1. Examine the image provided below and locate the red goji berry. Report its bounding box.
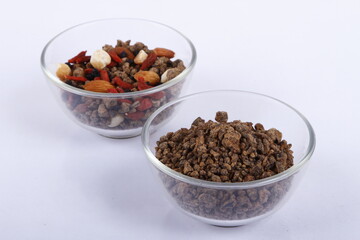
[107,88,118,93]
[137,81,153,91]
[118,98,132,104]
[149,91,165,100]
[125,111,145,120]
[64,75,88,82]
[68,51,86,63]
[140,52,157,70]
[84,68,94,74]
[137,98,153,111]
[75,56,91,63]
[107,61,117,67]
[94,77,101,80]
[113,77,133,89]
[134,97,143,102]
[116,87,125,93]
[100,70,110,82]
[108,50,122,63]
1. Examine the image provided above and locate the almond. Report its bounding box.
[134,71,160,86]
[154,48,175,58]
[84,80,115,93]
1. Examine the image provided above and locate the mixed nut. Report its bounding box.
[57,40,186,130]
[57,40,185,93]
[155,111,294,220]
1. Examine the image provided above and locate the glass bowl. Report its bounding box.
[41,18,196,138]
[142,90,315,226]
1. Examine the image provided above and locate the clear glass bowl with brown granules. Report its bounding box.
[142,90,315,226]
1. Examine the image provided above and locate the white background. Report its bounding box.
[1,0,359,239]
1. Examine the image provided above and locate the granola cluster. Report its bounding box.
[155,111,294,220]
[156,111,294,183]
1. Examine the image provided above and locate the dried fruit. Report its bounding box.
[134,71,160,85]
[58,40,185,95]
[74,56,91,63]
[56,63,71,81]
[108,49,122,63]
[107,88,118,93]
[99,70,110,82]
[57,40,188,132]
[90,49,111,70]
[137,98,153,111]
[84,68,99,80]
[125,111,145,120]
[116,87,125,93]
[113,77,133,89]
[149,91,165,100]
[118,98,132,104]
[134,50,148,64]
[154,48,175,58]
[64,76,88,82]
[114,47,135,60]
[137,81,153,91]
[140,52,157,70]
[83,80,115,93]
[68,51,87,63]
[107,61,117,67]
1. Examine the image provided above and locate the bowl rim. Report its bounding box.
[142,90,316,189]
[40,18,197,98]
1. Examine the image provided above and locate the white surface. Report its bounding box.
[1,0,359,239]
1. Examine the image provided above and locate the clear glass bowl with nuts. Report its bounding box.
[142,90,316,226]
[41,18,196,138]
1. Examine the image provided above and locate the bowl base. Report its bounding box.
[181,208,276,227]
[77,121,142,138]
[98,132,141,139]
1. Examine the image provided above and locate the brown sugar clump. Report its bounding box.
[156,111,294,183]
